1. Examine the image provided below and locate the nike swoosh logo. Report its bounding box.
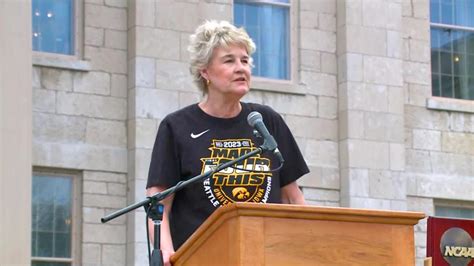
[190,129,210,139]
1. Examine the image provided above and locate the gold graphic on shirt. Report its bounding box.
[232,187,250,200]
[201,139,273,207]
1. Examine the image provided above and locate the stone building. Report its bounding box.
[1,0,473,265]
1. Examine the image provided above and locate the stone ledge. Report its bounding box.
[426,97,474,114]
[251,78,306,95]
[33,141,128,173]
[405,173,474,201]
[33,52,91,72]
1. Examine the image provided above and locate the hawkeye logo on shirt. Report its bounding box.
[201,139,273,207]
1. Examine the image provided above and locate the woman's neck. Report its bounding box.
[198,96,242,118]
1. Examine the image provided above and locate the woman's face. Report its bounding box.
[201,44,251,100]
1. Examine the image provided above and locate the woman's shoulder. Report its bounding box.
[163,103,199,120]
[243,102,280,118]
[244,102,274,113]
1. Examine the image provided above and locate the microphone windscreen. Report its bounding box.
[247,111,262,127]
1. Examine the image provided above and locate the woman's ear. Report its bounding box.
[200,69,209,81]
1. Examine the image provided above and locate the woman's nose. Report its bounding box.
[235,61,245,72]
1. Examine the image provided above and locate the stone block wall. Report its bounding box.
[28,1,474,266]
[402,1,474,264]
[337,0,408,211]
[290,0,340,206]
[33,0,128,265]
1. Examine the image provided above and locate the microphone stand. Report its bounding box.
[146,201,164,266]
[101,145,269,266]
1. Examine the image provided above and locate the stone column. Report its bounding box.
[0,0,32,264]
[336,0,407,210]
[127,2,162,264]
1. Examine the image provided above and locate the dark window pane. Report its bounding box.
[431,50,440,73]
[452,31,466,53]
[430,0,440,23]
[432,74,441,96]
[439,29,453,51]
[441,0,453,24]
[258,4,290,79]
[234,1,290,80]
[32,203,39,230]
[453,53,467,75]
[431,27,474,100]
[234,4,244,25]
[454,76,472,100]
[453,0,474,27]
[469,78,474,100]
[433,0,474,27]
[37,232,53,257]
[467,32,474,54]
[431,28,440,49]
[468,55,474,76]
[245,3,259,26]
[435,206,451,217]
[436,206,474,219]
[34,177,55,203]
[453,0,465,25]
[54,205,71,232]
[461,76,471,100]
[440,51,453,74]
[32,0,74,55]
[453,76,462,98]
[459,208,474,218]
[467,1,474,27]
[37,203,54,231]
[32,262,71,266]
[54,232,71,258]
[31,231,38,257]
[441,75,454,97]
[32,175,73,261]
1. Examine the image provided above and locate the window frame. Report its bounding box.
[233,0,304,95]
[32,0,90,71]
[31,169,82,266]
[434,199,474,219]
[429,1,474,102]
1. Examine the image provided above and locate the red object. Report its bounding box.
[427,216,474,266]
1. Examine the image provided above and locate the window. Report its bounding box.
[234,0,291,80]
[32,0,74,55]
[435,205,474,219]
[31,171,80,266]
[430,0,474,100]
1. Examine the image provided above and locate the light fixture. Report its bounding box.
[454,56,460,62]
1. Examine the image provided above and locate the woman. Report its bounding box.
[146,20,309,265]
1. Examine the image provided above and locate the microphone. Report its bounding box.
[247,111,284,164]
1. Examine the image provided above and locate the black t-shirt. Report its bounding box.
[146,102,309,250]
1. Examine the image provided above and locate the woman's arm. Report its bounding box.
[280,181,306,205]
[146,186,175,266]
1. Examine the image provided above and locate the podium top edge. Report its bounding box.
[224,202,426,222]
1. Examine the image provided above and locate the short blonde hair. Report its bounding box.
[188,20,256,94]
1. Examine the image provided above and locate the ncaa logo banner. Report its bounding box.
[427,216,474,266]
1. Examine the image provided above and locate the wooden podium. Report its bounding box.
[171,203,424,265]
